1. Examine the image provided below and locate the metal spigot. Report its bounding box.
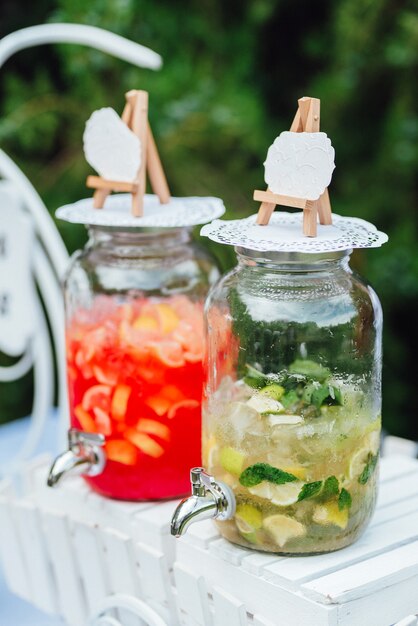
[171,467,236,537]
[47,429,106,487]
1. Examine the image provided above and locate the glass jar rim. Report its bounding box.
[235,246,352,267]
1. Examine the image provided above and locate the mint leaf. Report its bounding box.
[239,463,298,487]
[289,359,330,383]
[322,475,339,498]
[338,488,352,510]
[243,365,268,389]
[298,481,323,501]
[281,389,299,408]
[358,453,379,485]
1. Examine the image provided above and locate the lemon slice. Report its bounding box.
[249,480,303,506]
[282,466,308,481]
[235,503,263,533]
[268,414,303,426]
[263,514,306,547]
[313,502,349,529]
[246,395,283,414]
[348,447,372,481]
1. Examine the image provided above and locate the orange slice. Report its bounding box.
[111,384,131,421]
[145,394,171,416]
[82,384,112,411]
[160,384,185,402]
[155,303,180,333]
[125,429,165,458]
[167,399,200,419]
[106,439,137,465]
[149,341,185,368]
[133,315,159,331]
[137,418,170,441]
[74,405,97,433]
[93,365,118,386]
[93,407,112,435]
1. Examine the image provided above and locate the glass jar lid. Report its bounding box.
[56,193,225,228]
[201,211,388,253]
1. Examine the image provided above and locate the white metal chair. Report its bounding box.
[0,24,161,473]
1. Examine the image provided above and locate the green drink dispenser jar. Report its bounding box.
[171,97,388,554]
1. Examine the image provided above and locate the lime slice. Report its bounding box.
[239,530,258,544]
[220,447,244,476]
[348,447,371,481]
[263,514,306,547]
[259,384,285,401]
[235,503,263,533]
[249,480,303,506]
[313,502,349,529]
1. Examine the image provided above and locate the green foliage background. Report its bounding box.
[0,0,417,437]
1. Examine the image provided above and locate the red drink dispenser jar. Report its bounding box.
[48,194,224,500]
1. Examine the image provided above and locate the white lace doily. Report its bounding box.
[200,212,388,253]
[56,193,225,228]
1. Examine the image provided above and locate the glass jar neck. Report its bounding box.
[87,226,191,257]
[235,247,352,272]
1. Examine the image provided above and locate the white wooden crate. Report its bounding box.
[1,455,418,626]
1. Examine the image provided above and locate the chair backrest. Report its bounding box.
[0,23,162,473]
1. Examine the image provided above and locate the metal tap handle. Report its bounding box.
[68,428,105,448]
[189,466,235,520]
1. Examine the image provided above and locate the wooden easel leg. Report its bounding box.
[317,188,332,225]
[303,202,318,237]
[256,201,276,225]
[146,123,171,204]
[93,189,110,209]
[131,189,143,217]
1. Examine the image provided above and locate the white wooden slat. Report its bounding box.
[378,471,418,508]
[240,553,283,577]
[133,500,179,566]
[100,499,154,535]
[0,496,30,600]
[336,575,418,626]
[302,540,418,604]
[394,617,418,626]
[176,540,338,626]
[263,509,418,589]
[174,563,213,626]
[0,477,13,496]
[371,493,418,527]
[73,520,110,614]
[14,500,58,614]
[136,541,177,621]
[383,436,418,460]
[185,519,220,549]
[102,528,141,597]
[43,511,87,626]
[252,616,277,626]
[379,455,418,483]
[212,586,247,626]
[209,538,248,566]
[19,452,52,495]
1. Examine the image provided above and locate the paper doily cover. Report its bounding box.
[56,194,225,227]
[201,212,388,253]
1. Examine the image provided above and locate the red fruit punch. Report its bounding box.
[66,295,204,500]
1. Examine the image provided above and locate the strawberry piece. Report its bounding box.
[82,384,112,412]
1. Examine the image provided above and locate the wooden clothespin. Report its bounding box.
[86,89,171,217]
[254,97,333,237]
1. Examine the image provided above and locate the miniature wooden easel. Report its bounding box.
[86,89,171,216]
[254,97,332,237]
